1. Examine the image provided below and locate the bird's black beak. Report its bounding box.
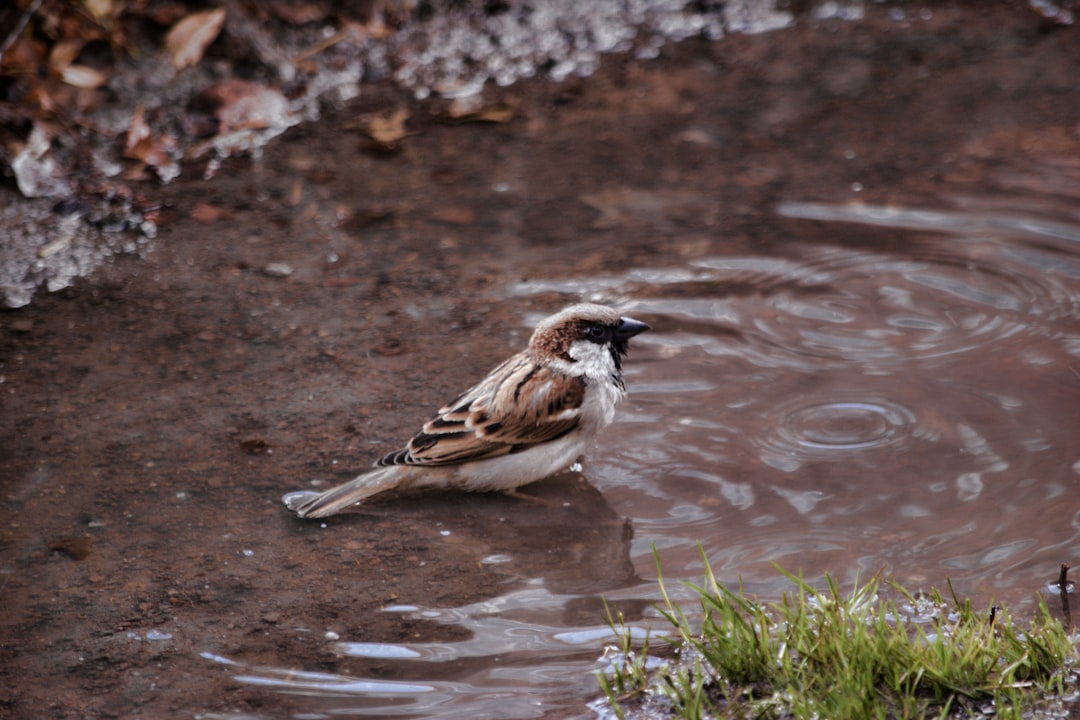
[615,316,650,340]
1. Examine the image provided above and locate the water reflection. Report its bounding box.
[204,473,656,717]
[205,589,658,717]
[587,201,1080,602]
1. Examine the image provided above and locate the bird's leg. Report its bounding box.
[501,488,562,508]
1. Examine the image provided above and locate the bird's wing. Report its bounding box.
[377,353,586,467]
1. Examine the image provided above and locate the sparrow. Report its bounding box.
[282,303,650,518]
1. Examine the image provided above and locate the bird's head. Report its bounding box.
[529,303,650,381]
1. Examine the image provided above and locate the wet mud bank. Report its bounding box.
[2,4,1079,718]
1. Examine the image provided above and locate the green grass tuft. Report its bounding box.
[596,548,1078,720]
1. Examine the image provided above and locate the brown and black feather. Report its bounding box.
[377,353,587,468]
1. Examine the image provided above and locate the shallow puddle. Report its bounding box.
[231,201,1079,717]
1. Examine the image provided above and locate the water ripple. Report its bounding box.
[777,201,1080,245]
[753,397,916,471]
[512,203,1080,372]
[726,252,1068,367]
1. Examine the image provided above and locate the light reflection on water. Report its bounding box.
[596,203,1079,602]
[214,202,1080,717]
[209,589,658,717]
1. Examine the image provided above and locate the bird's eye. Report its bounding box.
[585,325,608,341]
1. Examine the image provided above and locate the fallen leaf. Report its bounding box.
[0,35,44,75]
[470,105,516,123]
[83,0,115,21]
[48,39,84,71]
[166,8,227,70]
[366,108,410,145]
[124,106,152,154]
[124,106,179,180]
[60,64,108,89]
[446,96,516,123]
[190,201,233,224]
[266,1,327,24]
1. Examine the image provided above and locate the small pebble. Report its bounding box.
[263,262,294,278]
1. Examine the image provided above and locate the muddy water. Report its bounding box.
[217,199,1080,718]
[3,5,1080,720]
[583,201,1080,600]
[327,211,1080,718]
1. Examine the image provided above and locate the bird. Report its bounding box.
[282,303,650,518]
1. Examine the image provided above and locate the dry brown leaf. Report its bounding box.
[0,35,44,75]
[124,106,178,177]
[60,65,108,89]
[191,202,233,224]
[48,39,84,70]
[83,0,115,21]
[124,106,152,155]
[266,1,327,25]
[475,106,515,123]
[166,8,227,70]
[367,108,409,144]
[445,94,516,123]
[458,104,516,123]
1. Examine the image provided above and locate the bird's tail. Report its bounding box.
[282,466,404,519]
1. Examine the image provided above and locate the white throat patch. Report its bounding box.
[567,339,618,381]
